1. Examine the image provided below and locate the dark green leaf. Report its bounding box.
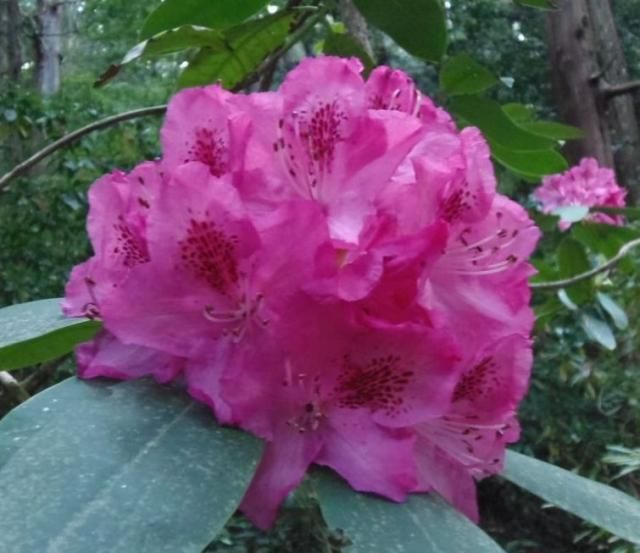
[314,469,506,552]
[450,96,556,151]
[440,53,498,96]
[518,120,583,140]
[597,292,629,330]
[556,238,592,303]
[591,206,640,220]
[0,378,262,553]
[353,0,447,62]
[96,26,226,87]
[323,32,375,75]
[490,142,568,179]
[178,12,294,89]
[572,222,640,258]
[502,450,640,545]
[0,299,100,371]
[141,0,269,39]
[581,314,617,350]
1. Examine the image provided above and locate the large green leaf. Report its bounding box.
[178,11,294,89]
[141,0,269,39]
[440,53,498,96]
[490,141,568,179]
[96,25,227,87]
[572,222,640,258]
[0,378,262,553]
[502,103,582,140]
[314,470,506,552]
[502,450,640,545]
[514,0,555,8]
[450,95,556,151]
[353,0,447,62]
[0,299,100,371]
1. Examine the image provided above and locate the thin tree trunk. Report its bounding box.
[339,0,373,59]
[4,0,23,82]
[35,0,63,96]
[546,0,640,204]
[587,0,640,205]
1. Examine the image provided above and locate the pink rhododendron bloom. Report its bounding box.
[64,56,540,529]
[534,157,627,229]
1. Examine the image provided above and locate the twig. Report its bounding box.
[531,237,640,291]
[0,371,31,404]
[0,105,167,191]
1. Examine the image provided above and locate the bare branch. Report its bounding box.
[602,79,640,99]
[0,105,167,191]
[0,371,30,404]
[531,237,640,291]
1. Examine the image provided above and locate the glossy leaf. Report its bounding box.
[502,450,640,545]
[314,469,506,553]
[0,299,100,371]
[0,378,262,553]
[178,11,294,89]
[96,26,226,87]
[353,0,447,62]
[323,31,375,75]
[440,53,498,96]
[591,206,640,220]
[556,238,592,304]
[581,314,617,350]
[490,141,568,179]
[518,120,583,141]
[450,96,555,151]
[141,0,269,39]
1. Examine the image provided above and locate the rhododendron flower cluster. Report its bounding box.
[534,157,627,229]
[63,57,540,528]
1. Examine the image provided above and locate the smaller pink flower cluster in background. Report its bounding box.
[63,57,540,528]
[534,157,626,229]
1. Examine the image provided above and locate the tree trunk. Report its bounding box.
[1,0,23,83]
[35,0,63,96]
[546,0,640,204]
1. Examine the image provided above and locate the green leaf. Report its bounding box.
[178,11,294,89]
[0,299,100,371]
[556,238,592,304]
[323,31,375,76]
[591,206,640,220]
[141,0,269,39]
[502,450,640,544]
[353,0,447,62]
[490,141,568,179]
[517,120,583,141]
[572,222,640,258]
[502,103,582,140]
[314,469,506,552]
[0,378,262,553]
[581,313,617,350]
[440,53,498,96]
[596,292,629,330]
[450,96,556,151]
[96,26,226,87]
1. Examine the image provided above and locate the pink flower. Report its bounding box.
[64,56,540,529]
[534,157,627,229]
